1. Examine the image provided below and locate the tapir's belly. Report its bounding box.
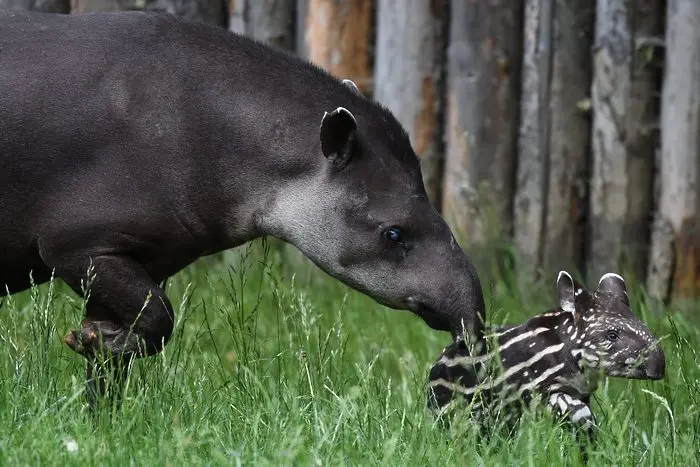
[0,254,52,295]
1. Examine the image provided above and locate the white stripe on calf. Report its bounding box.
[440,327,552,368]
[499,363,566,407]
[571,405,592,423]
[445,344,568,397]
[499,327,551,351]
[429,345,564,396]
[493,343,565,388]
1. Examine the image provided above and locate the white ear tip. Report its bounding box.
[599,272,624,285]
[557,270,572,282]
[342,79,361,93]
[332,106,356,123]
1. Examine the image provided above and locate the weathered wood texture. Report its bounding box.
[514,0,548,274]
[143,0,227,26]
[442,1,524,246]
[514,0,594,278]
[0,0,69,11]
[71,0,144,13]
[228,0,245,33]
[298,0,375,96]
[228,0,295,50]
[71,0,225,27]
[373,0,448,208]
[647,0,700,302]
[588,0,663,283]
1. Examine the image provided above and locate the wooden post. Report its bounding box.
[442,0,523,249]
[229,0,295,51]
[298,0,374,96]
[71,0,149,13]
[588,0,663,283]
[142,0,228,27]
[514,0,595,279]
[647,0,700,303]
[0,0,69,12]
[373,0,448,208]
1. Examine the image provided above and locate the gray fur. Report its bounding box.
[0,9,486,405]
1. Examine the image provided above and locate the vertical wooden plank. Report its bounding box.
[373,0,448,208]
[302,0,374,96]
[442,1,523,247]
[588,0,663,283]
[515,1,596,279]
[513,0,547,274]
[0,0,69,12]
[515,0,595,280]
[245,0,295,50]
[542,2,594,277]
[647,0,700,303]
[229,0,295,51]
[143,0,228,26]
[228,0,246,34]
[72,0,144,13]
[294,0,308,57]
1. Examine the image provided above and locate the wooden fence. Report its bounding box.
[3,0,698,305]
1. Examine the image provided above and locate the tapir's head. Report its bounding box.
[265,79,484,340]
[556,271,665,380]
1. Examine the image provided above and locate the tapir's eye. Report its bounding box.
[383,227,403,244]
[606,330,619,341]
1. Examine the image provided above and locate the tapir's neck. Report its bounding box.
[187,35,383,252]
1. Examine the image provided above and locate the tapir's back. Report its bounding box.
[0,12,276,248]
[0,11,244,280]
[0,11,209,173]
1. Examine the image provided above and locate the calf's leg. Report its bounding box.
[547,392,596,462]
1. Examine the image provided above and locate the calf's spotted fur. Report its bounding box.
[427,271,665,436]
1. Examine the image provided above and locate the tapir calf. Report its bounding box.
[0,11,485,404]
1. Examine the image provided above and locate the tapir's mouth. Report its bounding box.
[405,298,450,332]
[610,364,664,381]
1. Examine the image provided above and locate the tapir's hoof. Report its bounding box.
[64,320,100,357]
[64,330,83,354]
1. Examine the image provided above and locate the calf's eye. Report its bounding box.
[606,330,619,341]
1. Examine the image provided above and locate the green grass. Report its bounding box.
[0,239,697,466]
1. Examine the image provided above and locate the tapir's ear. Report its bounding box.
[342,79,362,95]
[598,272,629,306]
[320,107,357,170]
[556,270,576,313]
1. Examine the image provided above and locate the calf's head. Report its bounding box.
[556,271,665,380]
[265,81,484,340]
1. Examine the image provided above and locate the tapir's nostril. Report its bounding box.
[645,345,666,380]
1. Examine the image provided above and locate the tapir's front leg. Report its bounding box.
[546,392,596,432]
[546,392,596,462]
[42,251,175,410]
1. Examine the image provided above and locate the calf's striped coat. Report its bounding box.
[427,271,666,435]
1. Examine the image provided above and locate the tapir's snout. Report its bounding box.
[403,249,486,341]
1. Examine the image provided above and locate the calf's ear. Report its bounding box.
[556,270,576,313]
[320,107,357,170]
[597,272,629,306]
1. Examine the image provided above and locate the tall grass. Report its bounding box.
[0,239,697,466]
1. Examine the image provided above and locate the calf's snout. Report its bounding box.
[645,345,666,380]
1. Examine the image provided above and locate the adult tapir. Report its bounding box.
[0,10,485,405]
